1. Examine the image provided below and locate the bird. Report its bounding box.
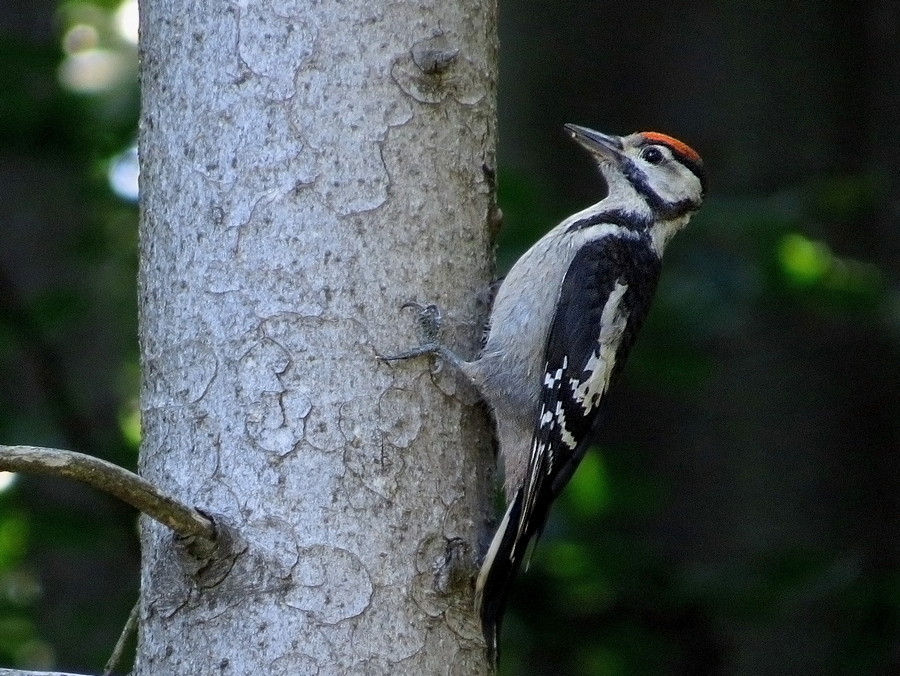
[383,124,706,663]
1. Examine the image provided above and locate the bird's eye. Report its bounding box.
[641,146,665,165]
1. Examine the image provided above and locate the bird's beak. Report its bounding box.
[564,124,623,160]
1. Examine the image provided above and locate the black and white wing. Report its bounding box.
[476,232,662,661]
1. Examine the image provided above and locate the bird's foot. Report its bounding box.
[378,302,463,370]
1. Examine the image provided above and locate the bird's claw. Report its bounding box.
[376,301,445,364]
[399,302,443,344]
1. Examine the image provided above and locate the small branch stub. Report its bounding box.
[434,536,472,595]
[174,510,248,588]
[412,34,459,75]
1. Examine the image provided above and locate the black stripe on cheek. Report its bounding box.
[620,159,698,219]
[565,209,654,234]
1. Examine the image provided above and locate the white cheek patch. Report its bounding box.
[649,165,703,210]
[570,281,629,413]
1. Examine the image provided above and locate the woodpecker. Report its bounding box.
[383,124,706,663]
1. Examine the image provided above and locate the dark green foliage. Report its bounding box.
[0,1,139,670]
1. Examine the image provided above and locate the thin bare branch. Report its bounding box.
[104,600,140,676]
[0,445,214,543]
[0,671,89,676]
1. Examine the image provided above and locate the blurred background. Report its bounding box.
[0,0,898,673]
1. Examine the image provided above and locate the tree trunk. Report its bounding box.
[136,0,497,673]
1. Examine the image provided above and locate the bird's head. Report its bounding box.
[565,124,706,219]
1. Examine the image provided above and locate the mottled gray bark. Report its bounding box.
[136,0,497,673]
